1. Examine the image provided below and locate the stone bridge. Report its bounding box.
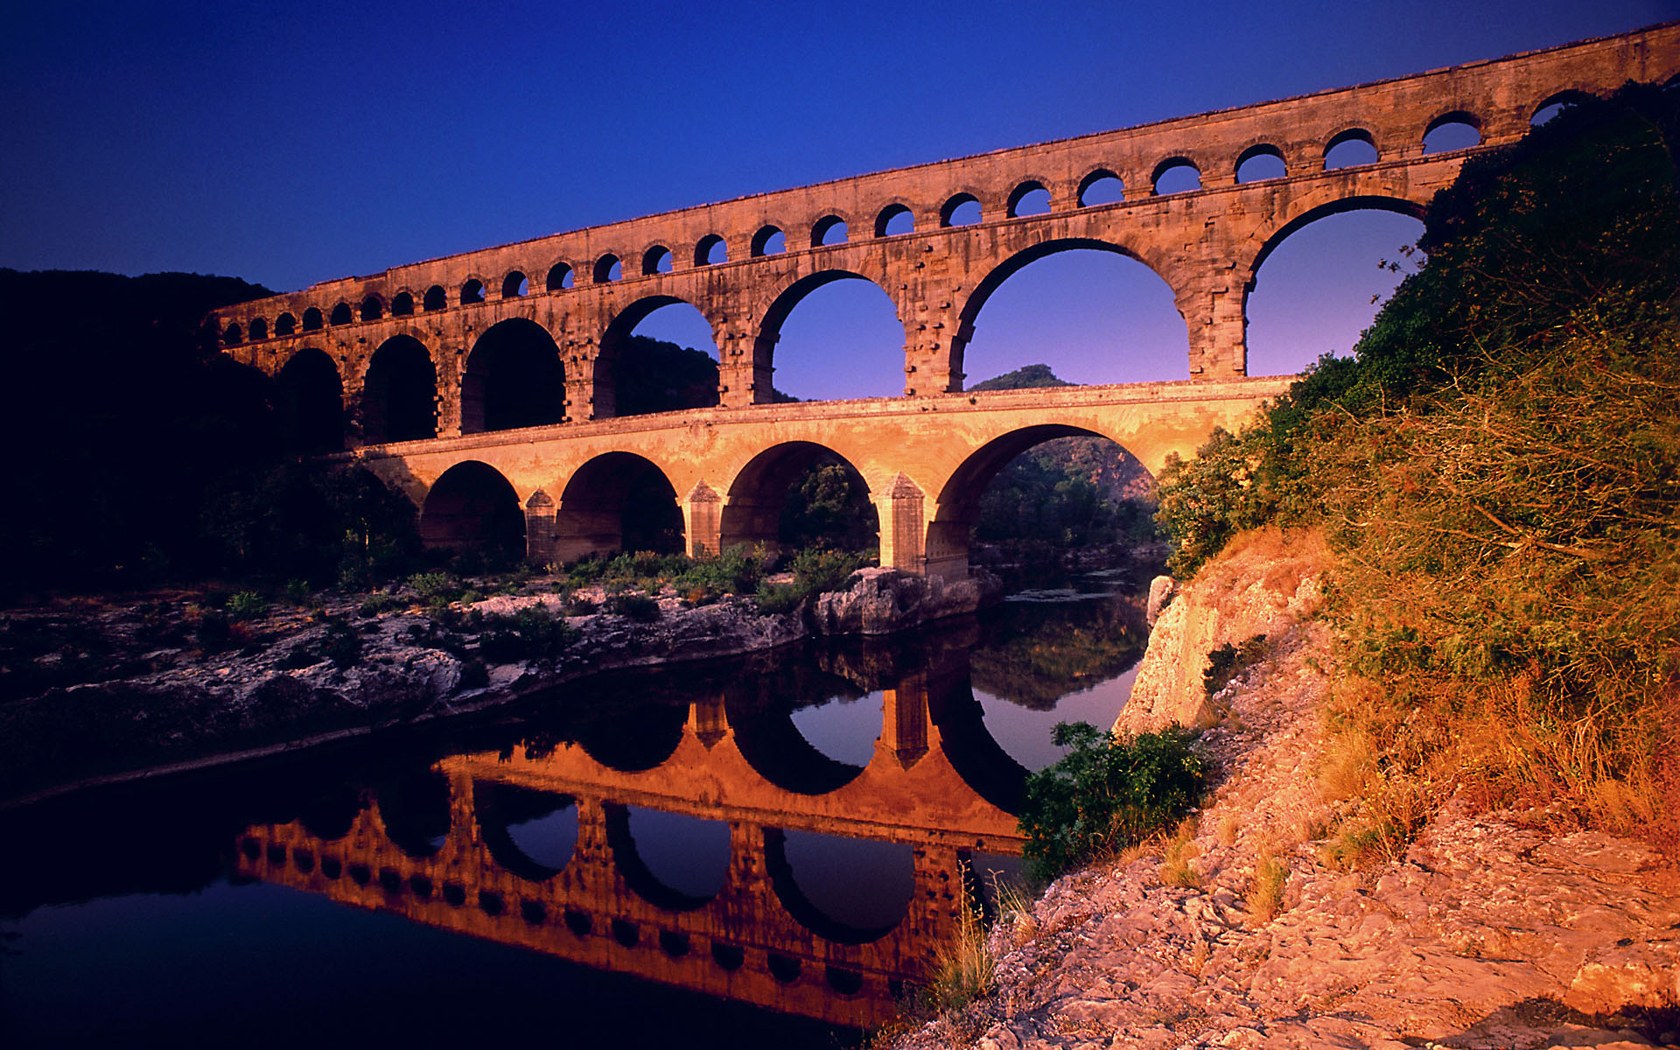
[209,24,1678,572]
[235,657,1028,1027]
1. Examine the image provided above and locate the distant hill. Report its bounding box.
[0,269,277,592]
[968,363,1072,391]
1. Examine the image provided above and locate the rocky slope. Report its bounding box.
[896,528,1680,1050]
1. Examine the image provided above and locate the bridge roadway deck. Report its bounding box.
[347,375,1294,572]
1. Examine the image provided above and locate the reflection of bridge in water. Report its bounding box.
[237,650,1033,1028]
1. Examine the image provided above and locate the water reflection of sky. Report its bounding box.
[788,691,883,767]
[976,664,1140,772]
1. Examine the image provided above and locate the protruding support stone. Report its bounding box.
[876,474,926,575]
[563,338,610,421]
[684,482,723,557]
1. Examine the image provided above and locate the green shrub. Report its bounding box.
[604,592,661,623]
[477,605,572,662]
[1019,722,1205,882]
[226,590,268,622]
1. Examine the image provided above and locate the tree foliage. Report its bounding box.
[1019,722,1205,882]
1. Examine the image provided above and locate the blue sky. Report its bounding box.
[2,0,1671,398]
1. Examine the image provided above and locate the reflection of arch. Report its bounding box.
[726,692,869,795]
[474,781,577,881]
[604,804,728,912]
[461,318,564,433]
[419,461,525,561]
[719,440,877,553]
[928,676,1030,814]
[361,335,437,443]
[952,238,1180,386]
[764,829,911,944]
[276,347,344,454]
[576,696,687,772]
[554,451,685,560]
[598,295,721,417]
[298,786,365,842]
[374,771,451,859]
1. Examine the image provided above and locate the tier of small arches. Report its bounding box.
[215,93,1582,350]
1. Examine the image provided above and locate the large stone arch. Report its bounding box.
[925,423,1146,580]
[596,294,723,417]
[951,238,1184,390]
[1244,192,1429,282]
[460,317,565,434]
[752,270,908,404]
[275,346,345,454]
[359,334,438,443]
[550,451,685,564]
[719,440,879,555]
[418,460,526,564]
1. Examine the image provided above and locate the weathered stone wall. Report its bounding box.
[210,23,1680,419]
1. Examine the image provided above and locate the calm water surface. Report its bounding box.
[0,572,1148,1048]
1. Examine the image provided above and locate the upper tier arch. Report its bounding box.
[211,24,1676,429]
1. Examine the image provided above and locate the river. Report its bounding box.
[0,569,1149,1048]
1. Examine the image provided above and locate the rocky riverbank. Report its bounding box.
[895,528,1680,1050]
[0,566,1000,807]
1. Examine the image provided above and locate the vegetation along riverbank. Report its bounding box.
[887,84,1680,1048]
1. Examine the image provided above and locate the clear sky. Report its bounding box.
[3,0,1672,398]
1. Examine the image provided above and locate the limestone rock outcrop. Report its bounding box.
[810,567,1003,636]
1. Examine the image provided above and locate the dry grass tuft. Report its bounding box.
[927,890,994,1013]
[1247,848,1289,923]
[1160,819,1203,889]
